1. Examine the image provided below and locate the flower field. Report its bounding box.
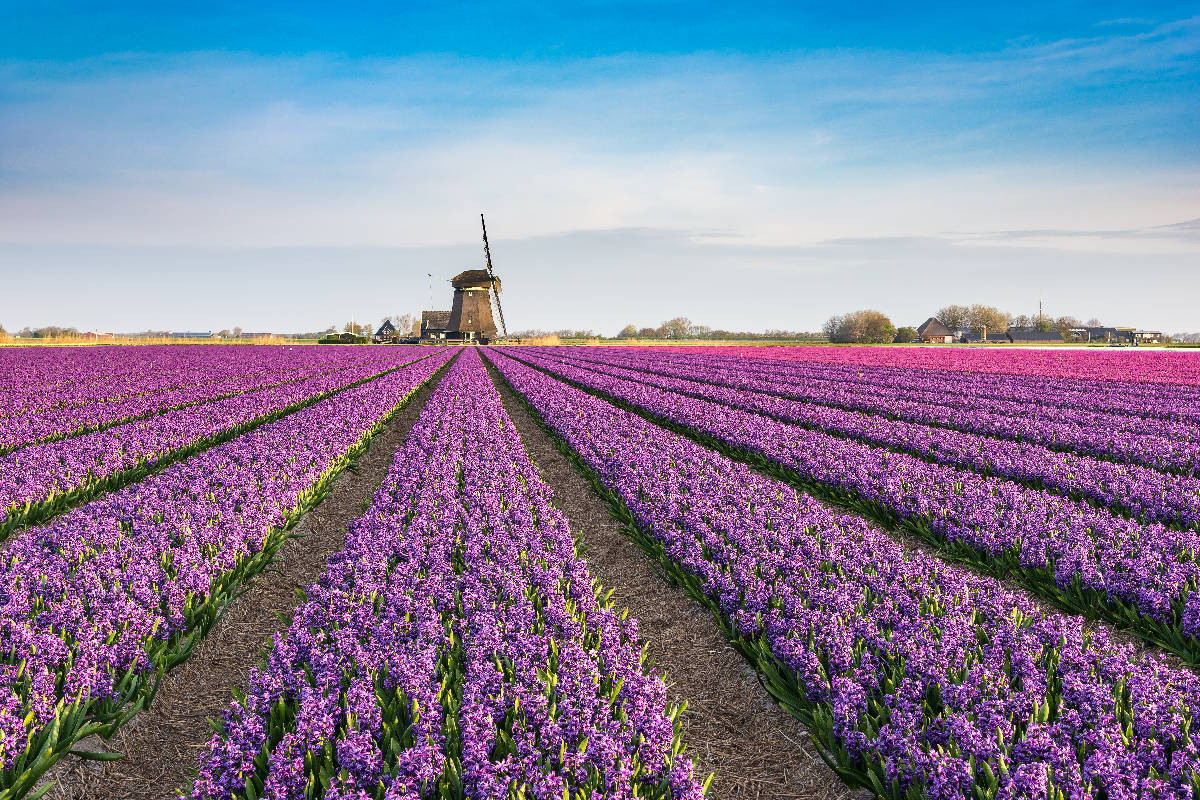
[3,342,1200,799]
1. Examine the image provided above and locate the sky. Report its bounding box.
[1,2,1198,334]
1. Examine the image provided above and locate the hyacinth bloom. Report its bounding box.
[485,347,1200,800]
[0,351,453,791]
[0,348,437,535]
[0,345,376,420]
[523,348,1200,530]
[194,348,704,800]
[568,347,1200,432]
[551,347,1200,476]
[0,347,406,453]
[505,348,1200,661]
[670,344,1200,387]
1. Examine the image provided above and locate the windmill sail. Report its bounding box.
[481,214,508,339]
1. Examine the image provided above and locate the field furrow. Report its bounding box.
[485,346,1200,800]
[524,349,1200,530]
[194,348,704,799]
[500,348,1200,666]
[0,348,438,539]
[0,350,455,799]
[0,349,402,453]
[555,348,1200,475]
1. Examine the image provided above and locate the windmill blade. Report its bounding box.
[481,214,508,338]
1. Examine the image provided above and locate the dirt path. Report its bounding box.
[42,368,448,800]
[485,360,859,800]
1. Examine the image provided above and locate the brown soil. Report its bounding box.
[485,360,861,800]
[41,370,447,800]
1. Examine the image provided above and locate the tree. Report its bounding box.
[824,310,897,344]
[966,305,1009,336]
[1053,315,1082,337]
[1009,314,1032,329]
[233,327,243,338]
[637,327,658,338]
[217,329,231,338]
[396,313,419,337]
[935,305,971,332]
[894,326,917,343]
[618,324,638,338]
[660,317,692,339]
[1086,317,1102,327]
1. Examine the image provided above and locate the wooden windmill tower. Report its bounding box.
[446,215,508,342]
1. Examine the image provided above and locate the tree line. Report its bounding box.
[609,317,823,341]
[820,304,1114,344]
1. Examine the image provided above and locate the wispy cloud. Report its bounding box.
[0,11,1197,331]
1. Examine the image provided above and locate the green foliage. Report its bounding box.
[823,310,896,344]
[893,326,917,343]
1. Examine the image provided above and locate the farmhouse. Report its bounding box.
[373,319,396,343]
[421,310,451,340]
[916,317,955,344]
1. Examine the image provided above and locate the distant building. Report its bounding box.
[447,269,500,341]
[1006,329,1064,343]
[169,331,213,339]
[916,317,955,344]
[421,310,452,340]
[1134,330,1164,344]
[373,320,397,343]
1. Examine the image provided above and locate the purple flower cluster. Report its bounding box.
[485,348,1200,800]
[194,348,703,800]
[705,350,1200,428]
[523,348,1200,530]
[0,347,404,453]
[0,346,346,420]
[0,350,453,793]
[0,348,436,535]
[557,347,1200,476]
[503,349,1200,657]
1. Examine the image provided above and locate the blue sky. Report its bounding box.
[2,2,1198,334]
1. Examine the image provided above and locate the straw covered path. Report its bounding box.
[484,358,859,800]
[41,365,452,799]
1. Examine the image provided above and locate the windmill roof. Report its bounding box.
[451,269,495,288]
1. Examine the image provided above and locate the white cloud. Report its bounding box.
[0,19,1197,330]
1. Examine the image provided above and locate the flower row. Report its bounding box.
[505,349,1200,663]
[485,347,1200,800]
[0,345,360,419]
[194,348,703,800]
[0,348,405,453]
[0,349,435,538]
[676,343,1200,387]
[643,347,1200,427]
[526,349,1200,529]
[0,350,454,798]
[558,348,1200,476]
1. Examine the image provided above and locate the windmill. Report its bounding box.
[480,214,508,339]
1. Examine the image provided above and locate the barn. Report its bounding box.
[421,311,452,340]
[916,317,955,344]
